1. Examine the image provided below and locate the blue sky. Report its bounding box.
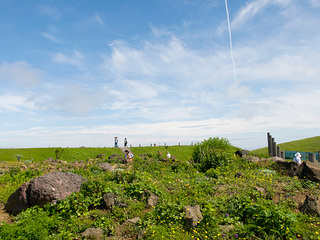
[0,0,320,150]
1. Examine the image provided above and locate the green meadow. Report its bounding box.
[0,137,320,239]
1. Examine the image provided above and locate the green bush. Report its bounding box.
[192,137,236,172]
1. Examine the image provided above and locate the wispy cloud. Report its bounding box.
[0,94,36,113]
[90,13,105,25]
[231,0,291,29]
[38,5,60,20]
[52,51,84,68]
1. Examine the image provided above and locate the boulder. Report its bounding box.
[103,192,118,209]
[99,162,117,172]
[275,160,299,177]
[300,195,320,216]
[185,205,203,228]
[147,192,159,208]
[297,161,320,183]
[82,227,103,240]
[5,172,86,215]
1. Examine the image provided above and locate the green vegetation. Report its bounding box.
[251,135,320,156]
[0,138,320,239]
[0,147,122,163]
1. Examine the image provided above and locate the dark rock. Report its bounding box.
[5,172,86,215]
[300,195,320,216]
[103,192,118,209]
[275,160,299,177]
[235,150,249,157]
[81,227,103,240]
[4,183,29,216]
[297,161,320,183]
[185,205,203,228]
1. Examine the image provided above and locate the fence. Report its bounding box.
[267,132,320,162]
[285,151,319,161]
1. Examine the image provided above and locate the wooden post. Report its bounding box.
[277,146,280,157]
[309,153,316,163]
[139,144,141,147]
[318,151,320,162]
[272,139,277,157]
[281,151,285,159]
[267,133,272,156]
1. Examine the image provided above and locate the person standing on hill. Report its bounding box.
[124,138,128,147]
[293,152,302,164]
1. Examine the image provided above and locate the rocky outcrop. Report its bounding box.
[297,161,320,183]
[5,172,86,215]
[275,160,300,177]
[300,195,320,216]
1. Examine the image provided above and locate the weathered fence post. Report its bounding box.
[318,151,320,162]
[267,132,272,156]
[277,146,280,157]
[281,151,285,159]
[309,153,316,163]
[139,144,141,147]
[272,139,277,157]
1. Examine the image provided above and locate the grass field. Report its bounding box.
[0,147,122,163]
[1,138,320,239]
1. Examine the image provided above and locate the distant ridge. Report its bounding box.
[252,136,320,155]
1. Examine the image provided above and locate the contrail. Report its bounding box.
[224,0,238,85]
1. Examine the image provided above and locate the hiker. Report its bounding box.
[114,136,118,148]
[293,152,302,164]
[125,150,133,163]
[167,151,171,159]
[124,138,127,147]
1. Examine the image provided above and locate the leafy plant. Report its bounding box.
[192,137,236,172]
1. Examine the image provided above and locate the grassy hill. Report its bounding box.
[251,136,320,156]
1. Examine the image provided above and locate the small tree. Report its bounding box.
[15,155,22,162]
[54,147,64,160]
[192,137,236,172]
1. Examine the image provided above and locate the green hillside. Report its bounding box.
[252,136,320,155]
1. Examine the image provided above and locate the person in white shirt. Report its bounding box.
[167,152,171,159]
[293,152,302,164]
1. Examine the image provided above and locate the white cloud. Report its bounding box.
[53,51,84,68]
[0,94,36,113]
[231,0,292,29]
[54,84,100,115]
[0,61,43,87]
